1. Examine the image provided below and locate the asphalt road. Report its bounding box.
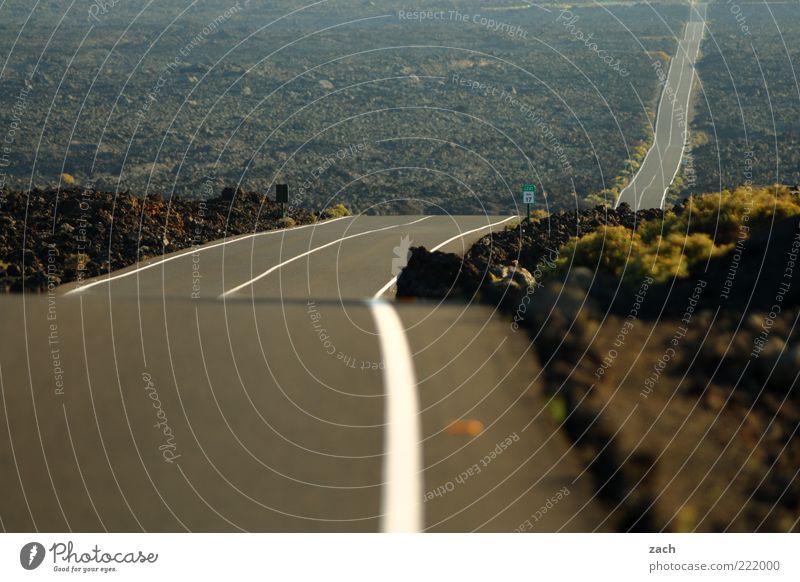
[0,215,609,532]
[616,3,707,210]
[60,214,516,300]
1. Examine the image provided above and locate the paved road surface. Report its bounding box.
[0,215,609,532]
[60,215,515,300]
[616,3,707,210]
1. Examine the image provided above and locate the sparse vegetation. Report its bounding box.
[553,186,800,286]
[686,3,800,195]
[0,2,687,212]
[555,224,721,285]
[277,217,297,229]
[398,185,800,532]
[320,204,351,219]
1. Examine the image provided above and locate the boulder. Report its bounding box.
[397,246,480,300]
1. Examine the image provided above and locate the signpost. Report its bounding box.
[522,184,536,223]
[276,184,289,218]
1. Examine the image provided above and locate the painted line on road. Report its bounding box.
[64,216,352,295]
[220,216,431,298]
[373,215,518,298]
[369,300,423,533]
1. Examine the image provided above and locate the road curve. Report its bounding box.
[1,215,610,532]
[60,215,516,300]
[616,3,707,210]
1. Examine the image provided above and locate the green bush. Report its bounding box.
[668,185,800,244]
[556,225,722,286]
[552,187,800,287]
[321,204,351,219]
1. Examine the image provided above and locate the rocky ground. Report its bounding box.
[0,187,347,292]
[397,202,666,305]
[397,199,800,532]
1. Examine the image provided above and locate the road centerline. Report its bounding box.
[369,300,423,533]
[220,216,431,298]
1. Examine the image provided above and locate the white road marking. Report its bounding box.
[373,215,518,298]
[63,216,351,295]
[369,300,423,533]
[220,216,431,298]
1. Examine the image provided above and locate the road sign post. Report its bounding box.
[276,184,289,218]
[522,184,536,223]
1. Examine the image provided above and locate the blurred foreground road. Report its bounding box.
[0,215,608,532]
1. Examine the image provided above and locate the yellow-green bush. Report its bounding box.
[321,204,351,219]
[277,216,296,229]
[668,185,800,244]
[554,187,800,287]
[556,226,723,286]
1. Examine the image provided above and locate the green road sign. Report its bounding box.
[522,184,536,204]
[522,184,537,223]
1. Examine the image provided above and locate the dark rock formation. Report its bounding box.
[0,187,322,293]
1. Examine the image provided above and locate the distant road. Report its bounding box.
[60,215,515,300]
[0,215,609,532]
[616,3,707,210]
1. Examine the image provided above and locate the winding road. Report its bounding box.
[0,5,712,535]
[616,3,707,210]
[0,215,608,532]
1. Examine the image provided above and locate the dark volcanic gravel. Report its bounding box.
[0,187,326,293]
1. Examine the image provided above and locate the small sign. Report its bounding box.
[522,184,536,204]
[276,184,289,203]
